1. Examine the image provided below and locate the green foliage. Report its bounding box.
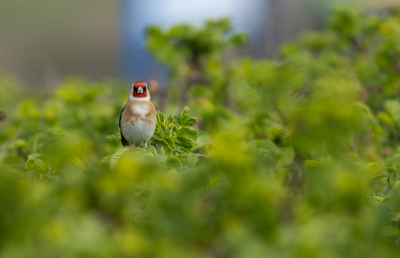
[4,6,400,258]
[151,106,198,154]
[103,107,200,171]
[146,18,248,76]
[146,18,249,108]
[23,153,55,180]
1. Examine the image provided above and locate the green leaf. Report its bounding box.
[373,196,385,202]
[100,154,113,167]
[167,113,179,124]
[388,171,400,189]
[179,106,197,126]
[177,126,198,140]
[370,172,390,181]
[148,145,158,159]
[176,153,201,167]
[385,100,400,127]
[156,111,165,125]
[385,155,400,173]
[377,112,393,126]
[151,128,164,142]
[110,147,157,170]
[33,159,48,174]
[164,128,174,137]
[177,136,196,149]
[386,157,395,173]
[25,153,45,172]
[163,136,177,151]
[380,177,389,184]
[27,153,41,160]
[147,146,167,162]
[110,147,133,170]
[106,134,120,141]
[157,154,167,162]
[25,159,33,171]
[165,156,182,168]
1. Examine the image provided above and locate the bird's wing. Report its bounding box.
[119,104,129,146]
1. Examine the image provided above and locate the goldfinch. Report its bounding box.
[119,81,157,149]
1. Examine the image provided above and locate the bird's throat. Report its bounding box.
[132,91,148,98]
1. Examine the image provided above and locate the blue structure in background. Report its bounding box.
[121,0,268,84]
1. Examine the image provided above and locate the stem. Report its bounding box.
[0,129,21,150]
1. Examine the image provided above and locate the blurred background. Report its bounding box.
[1,0,398,88]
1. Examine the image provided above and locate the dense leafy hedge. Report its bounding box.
[2,5,400,258]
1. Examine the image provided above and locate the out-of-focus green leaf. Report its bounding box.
[110,147,132,170]
[106,134,120,141]
[100,154,113,167]
[165,156,182,168]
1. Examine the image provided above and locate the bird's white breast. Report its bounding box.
[121,119,155,145]
[131,104,149,118]
[121,102,156,145]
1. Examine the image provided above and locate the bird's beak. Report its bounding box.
[137,87,144,94]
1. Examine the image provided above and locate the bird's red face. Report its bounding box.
[132,81,148,98]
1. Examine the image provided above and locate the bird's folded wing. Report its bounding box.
[119,104,129,146]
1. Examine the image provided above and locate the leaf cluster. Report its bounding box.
[151,106,198,154]
[146,18,248,73]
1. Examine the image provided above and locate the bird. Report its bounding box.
[119,81,157,149]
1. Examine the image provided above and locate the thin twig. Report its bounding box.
[0,129,21,150]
